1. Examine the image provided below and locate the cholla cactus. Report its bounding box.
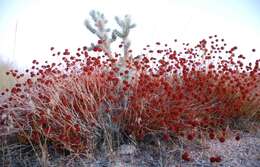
[84,10,136,62]
[84,10,137,84]
[113,15,136,82]
[84,11,136,150]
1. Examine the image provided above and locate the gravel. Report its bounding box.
[1,128,259,167]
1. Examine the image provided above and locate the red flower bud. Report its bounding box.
[182,152,190,161]
[215,156,222,162]
[209,132,215,139]
[235,135,240,141]
[219,137,225,143]
[210,157,216,163]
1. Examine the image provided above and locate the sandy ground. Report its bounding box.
[1,126,259,167]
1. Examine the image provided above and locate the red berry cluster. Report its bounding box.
[210,156,222,163]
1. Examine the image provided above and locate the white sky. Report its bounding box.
[0,0,259,69]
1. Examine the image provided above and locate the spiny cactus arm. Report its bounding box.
[84,10,114,59]
[84,19,96,33]
[110,30,118,43]
[115,16,124,28]
[113,29,124,39]
[129,24,136,29]
[89,10,98,22]
[114,15,136,61]
[115,15,136,38]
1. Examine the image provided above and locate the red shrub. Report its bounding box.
[0,35,259,156]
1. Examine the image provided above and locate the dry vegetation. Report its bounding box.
[0,57,16,90]
[0,11,259,167]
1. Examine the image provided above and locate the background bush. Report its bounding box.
[0,56,16,90]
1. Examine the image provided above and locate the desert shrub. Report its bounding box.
[0,35,259,156]
[0,57,16,90]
